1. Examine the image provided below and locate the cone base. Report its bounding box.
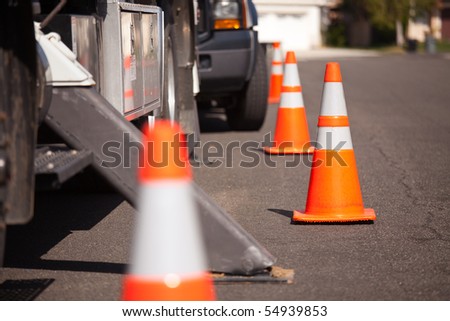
[268,97,280,104]
[263,146,314,155]
[292,208,376,223]
[122,273,216,301]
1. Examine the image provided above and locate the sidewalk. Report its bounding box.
[295,47,381,60]
[262,45,381,64]
[293,47,450,60]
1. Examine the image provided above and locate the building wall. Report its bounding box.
[442,8,450,40]
[257,7,322,50]
[253,1,332,50]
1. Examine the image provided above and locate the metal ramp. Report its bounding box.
[44,87,276,275]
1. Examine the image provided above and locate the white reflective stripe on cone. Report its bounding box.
[282,64,301,87]
[279,92,304,108]
[271,64,283,74]
[130,181,208,276]
[316,126,353,150]
[320,83,348,116]
[272,48,282,62]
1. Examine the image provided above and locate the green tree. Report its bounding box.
[342,0,439,46]
[342,0,408,45]
[413,0,440,33]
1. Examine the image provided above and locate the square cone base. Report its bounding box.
[263,146,314,155]
[292,208,376,223]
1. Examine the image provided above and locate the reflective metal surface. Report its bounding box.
[101,3,163,120]
[71,16,100,90]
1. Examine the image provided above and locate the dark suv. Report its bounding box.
[196,0,268,130]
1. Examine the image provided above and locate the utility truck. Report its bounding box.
[0,0,201,264]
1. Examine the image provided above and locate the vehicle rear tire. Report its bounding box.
[160,0,201,155]
[226,43,268,131]
[0,222,4,266]
[0,0,38,265]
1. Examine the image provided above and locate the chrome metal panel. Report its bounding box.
[70,16,100,89]
[100,3,124,114]
[121,12,144,113]
[100,3,162,120]
[132,13,144,111]
[141,13,161,107]
[121,12,133,113]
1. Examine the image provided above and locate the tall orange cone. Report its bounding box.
[264,51,313,155]
[122,120,216,300]
[293,62,376,223]
[268,42,283,104]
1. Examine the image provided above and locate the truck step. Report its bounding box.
[35,146,93,190]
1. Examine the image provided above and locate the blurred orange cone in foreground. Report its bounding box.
[264,51,313,155]
[122,121,216,300]
[293,62,376,223]
[268,42,283,104]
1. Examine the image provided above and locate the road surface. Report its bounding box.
[1,54,449,300]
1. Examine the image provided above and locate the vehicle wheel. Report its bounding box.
[0,0,38,265]
[161,24,179,123]
[0,220,4,266]
[226,43,268,131]
[160,0,200,156]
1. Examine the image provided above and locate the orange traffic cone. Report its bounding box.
[268,42,283,104]
[122,120,216,300]
[264,51,313,155]
[292,62,376,223]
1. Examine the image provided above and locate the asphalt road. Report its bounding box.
[1,54,450,301]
